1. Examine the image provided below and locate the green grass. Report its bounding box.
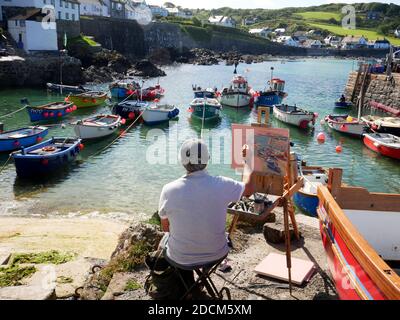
[296,11,341,22]
[0,265,36,287]
[125,279,141,291]
[69,35,100,47]
[309,22,400,45]
[10,250,75,266]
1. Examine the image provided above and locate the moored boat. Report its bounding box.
[361,116,400,136]
[109,78,140,100]
[324,114,367,136]
[24,100,76,122]
[46,83,89,95]
[73,115,122,140]
[363,133,400,160]
[293,165,327,217]
[254,78,288,113]
[273,104,317,129]
[142,104,179,125]
[0,126,48,152]
[220,75,252,108]
[317,173,400,300]
[11,137,82,178]
[67,91,108,108]
[192,87,217,99]
[334,100,353,109]
[112,100,149,120]
[189,98,221,121]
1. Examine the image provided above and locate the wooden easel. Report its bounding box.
[228,107,303,294]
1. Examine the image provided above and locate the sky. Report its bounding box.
[148,0,400,9]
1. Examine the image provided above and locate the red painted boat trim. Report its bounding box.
[363,135,400,160]
[318,205,387,300]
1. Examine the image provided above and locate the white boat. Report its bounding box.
[142,105,179,125]
[325,114,367,136]
[220,75,251,108]
[361,116,400,136]
[273,104,317,129]
[73,114,122,140]
[190,98,221,121]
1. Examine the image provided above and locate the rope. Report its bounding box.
[0,105,27,119]
[0,155,12,175]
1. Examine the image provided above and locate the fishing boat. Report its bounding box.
[192,86,217,99]
[140,84,165,101]
[361,116,400,136]
[293,165,327,217]
[67,91,108,108]
[363,133,400,160]
[0,126,48,152]
[73,115,122,140]
[220,75,252,108]
[324,115,367,136]
[189,98,221,121]
[11,137,82,178]
[112,100,149,120]
[317,174,400,300]
[254,78,288,112]
[46,83,89,95]
[273,104,317,129]
[142,105,179,125]
[109,78,140,100]
[24,99,76,122]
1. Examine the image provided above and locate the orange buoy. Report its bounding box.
[317,132,326,143]
[336,145,343,153]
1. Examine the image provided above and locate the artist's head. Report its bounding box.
[179,139,209,173]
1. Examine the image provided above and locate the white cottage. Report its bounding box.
[208,16,236,28]
[249,28,272,39]
[277,36,298,47]
[341,35,368,49]
[79,0,110,17]
[7,8,58,52]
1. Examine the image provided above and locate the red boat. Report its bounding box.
[317,169,400,300]
[135,84,165,101]
[363,133,400,160]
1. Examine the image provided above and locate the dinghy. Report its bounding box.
[324,115,367,136]
[273,104,317,129]
[334,100,352,109]
[24,99,76,122]
[67,91,108,108]
[361,116,400,136]
[73,115,122,140]
[142,105,179,125]
[363,133,400,160]
[113,100,149,120]
[189,98,221,121]
[317,177,400,300]
[11,137,82,178]
[220,75,252,108]
[46,83,89,95]
[293,165,327,217]
[0,126,48,152]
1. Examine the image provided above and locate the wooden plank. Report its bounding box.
[327,168,342,198]
[317,186,400,300]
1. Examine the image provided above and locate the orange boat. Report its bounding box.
[317,169,400,300]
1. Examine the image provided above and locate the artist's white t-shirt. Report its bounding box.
[158,170,245,266]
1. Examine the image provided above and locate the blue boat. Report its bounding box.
[334,100,353,109]
[0,126,48,152]
[293,165,327,217]
[255,78,288,113]
[109,78,140,100]
[11,137,82,178]
[112,100,149,120]
[24,99,75,122]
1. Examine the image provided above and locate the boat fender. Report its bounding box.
[299,120,309,129]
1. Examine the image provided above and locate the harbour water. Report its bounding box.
[0,58,399,218]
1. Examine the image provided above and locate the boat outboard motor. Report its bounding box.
[20,98,30,106]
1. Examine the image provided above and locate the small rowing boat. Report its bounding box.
[334,100,352,109]
[324,114,367,136]
[317,172,400,300]
[361,116,400,136]
[293,165,327,217]
[189,98,221,121]
[142,104,179,125]
[273,104,317,129]
[0,126,48,152]
[24,99,76,122]
[112,100,149,120]
[73,115,122,140]
[46,83,89,95]
[363,133,400,160]
[67,91,108,108]
[11,137,82,178]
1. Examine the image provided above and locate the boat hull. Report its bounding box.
[73,117,121,140]
[68,94,107,108]
[325,115,366,136]
[142,107,179,125]
[273,105,315,129]
[110,87,129,100]
[220,93,251,108]
[334,101,352,109]
[27,103,74,122]
[255,92,285,111]
[0,127,49,152]
[12,138,81,178]
[363,134,400,160]
[113,101,148,120]
[46,83,87,95]
[293,191,319,217]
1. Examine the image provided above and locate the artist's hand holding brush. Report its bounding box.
[242,144,257,197]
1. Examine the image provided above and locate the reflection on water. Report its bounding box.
[0,59,399,218]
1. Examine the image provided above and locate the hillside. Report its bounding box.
[191,2,400,45]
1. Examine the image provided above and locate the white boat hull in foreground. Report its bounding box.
[73,115,122,140]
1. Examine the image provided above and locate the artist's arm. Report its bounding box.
[242,170,257,197]
[161,218,170,232]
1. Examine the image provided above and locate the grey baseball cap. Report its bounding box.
[179,139,210,166]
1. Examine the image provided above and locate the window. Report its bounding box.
[43,0,47,4]
[51,0,55,5]
[66,12,69,20]
[65,2,69,8]
[72,3,75,9]
[15,20,18,26]
[72,14,75,21]
[20,20,25,27]
[58,11,61,19]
